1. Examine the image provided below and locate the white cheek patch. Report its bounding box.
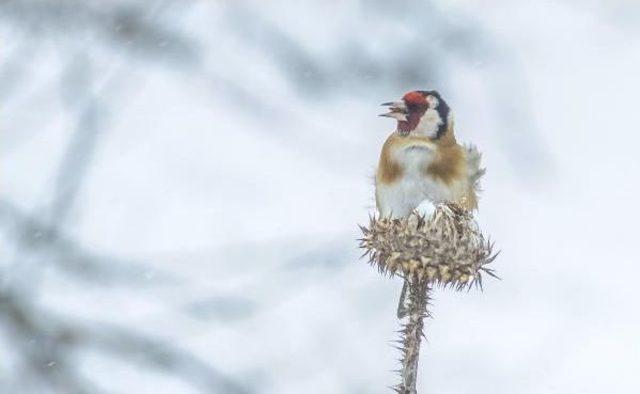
[416,108,443,138]
[426,95,439,108]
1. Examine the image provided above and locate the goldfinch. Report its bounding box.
[376,90,484,219]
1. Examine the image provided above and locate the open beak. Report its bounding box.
[379,101,408,121]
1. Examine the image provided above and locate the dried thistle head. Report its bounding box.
[359,203,497,290]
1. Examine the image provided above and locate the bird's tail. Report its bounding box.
[465,144,486,193]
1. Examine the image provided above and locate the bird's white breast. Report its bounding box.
[376,145,454,218]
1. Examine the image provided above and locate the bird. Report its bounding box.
[375,90,485,319]
[375,90,484,219]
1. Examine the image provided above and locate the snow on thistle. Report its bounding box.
[359,202,498,394]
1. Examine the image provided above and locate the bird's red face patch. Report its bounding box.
[397,91,428,134]
[402,91,428,107]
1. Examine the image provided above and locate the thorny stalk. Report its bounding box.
[396,279,430,394]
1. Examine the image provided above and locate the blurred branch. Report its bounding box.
[0,0,199,65]
[0,2,242,392]
[0,291,251,394]
[0,291,96,393]
[0,199,157,284]
[51,56,103,224]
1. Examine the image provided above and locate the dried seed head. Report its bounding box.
[359,202,497,289]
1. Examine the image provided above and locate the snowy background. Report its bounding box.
[2,0,640,393]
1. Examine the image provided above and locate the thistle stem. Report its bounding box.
[398,279,430,394]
